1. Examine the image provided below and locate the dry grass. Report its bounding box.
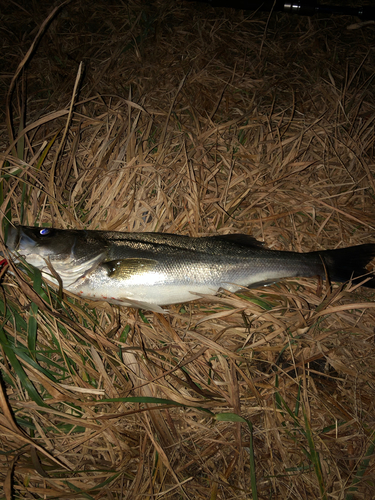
[1,0,375,498]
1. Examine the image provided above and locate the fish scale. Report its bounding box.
[5,226,375,312]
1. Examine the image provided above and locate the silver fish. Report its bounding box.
[5,226,375,312]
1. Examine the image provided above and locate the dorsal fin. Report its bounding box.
[209,234,265,248]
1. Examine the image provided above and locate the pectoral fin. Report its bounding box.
[104,258,158,279]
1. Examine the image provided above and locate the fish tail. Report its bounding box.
[315,244,375,288]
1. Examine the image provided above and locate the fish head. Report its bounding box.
[6,226,108,285]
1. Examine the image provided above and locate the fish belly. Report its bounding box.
[65,264,240,307]
[63,254,308,309]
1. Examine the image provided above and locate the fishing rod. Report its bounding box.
[187,0,375,20]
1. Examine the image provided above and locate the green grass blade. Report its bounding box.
[99,396,191,406]
[294,380,301,417]
[0,327,49,408]
[303,405,327,500]
[215,413,258,500]
[27,268,42,358]
[345,432,375,500]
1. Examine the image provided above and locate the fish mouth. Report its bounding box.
[5,225,47,269]
[6,225,41,257]
[5,225,20,252]
[7,226,53,272]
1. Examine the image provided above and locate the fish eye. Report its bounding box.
[39,228,51,236]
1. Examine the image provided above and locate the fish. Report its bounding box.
[5,225,375,312]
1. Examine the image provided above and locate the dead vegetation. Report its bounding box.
[1,0,375,498]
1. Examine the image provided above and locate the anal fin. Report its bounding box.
[107,296,167,314]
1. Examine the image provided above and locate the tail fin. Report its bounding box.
[316,244,375,288]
